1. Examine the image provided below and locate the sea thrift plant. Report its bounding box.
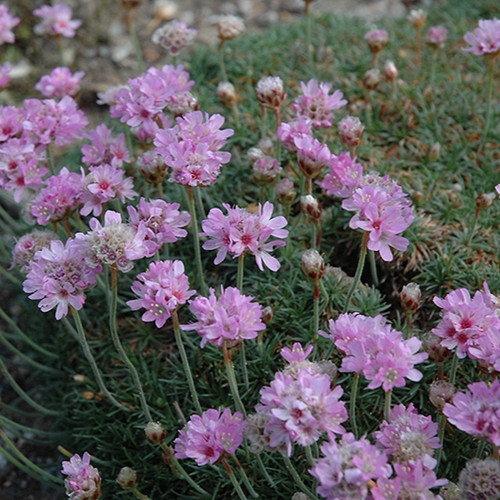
[33,3,82,38]
[61,452,102,500]
[35,67,85,98]
[462,18,500,56]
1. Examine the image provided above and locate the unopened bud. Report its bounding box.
[422,332,452,363]
[256,76,286,109]
[261,306,273,325]
[300,195,322,222]
[475,192,496,211]
[365,29,389,54]
[429,380,456,410]
[363,68,381,90]
[384,60,398,82]
[145,421,167,445]
[247,147,265,167]
[116,467,138,490]
[275,178,297,206]
[301,249,325,282]
[338,116,364,149]
[292,493,311,500]
[217,81,237,107]
[252,156,281,186]
[400,283,421,312]
[428,142,441,161]
[73,374,87,384]
[217,15,245,42]
[408,9,427,28]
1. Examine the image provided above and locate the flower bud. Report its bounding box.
[247,147,265,167]
[145,421,167,445]
[256,76,287,109]
[292,493,310,500]
[301,249,325,282]
[300,195,322,222]
[338,116,364,149]
[429,380,456,410]
[400,283,421,312]
[426,25,447,49]
[217,81,237,107]
[383,60,398,82]
[365,29,389,54]
[116,467,138,490]
[252,156,281,186]
[428,142,441,161]
[275,178,297,206]
[475,192,496,211]
[422,332,452,363]
[137,152,167,185]
[217,15,245,42]
[261,306,273,325]
[408,9,427,28]
[363,68,381,90]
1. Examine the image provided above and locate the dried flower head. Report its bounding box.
[217,15,245,42]
[458,458,500,500]
[408,9,427,28]
[116,467,138,491]
[152,19,197,56]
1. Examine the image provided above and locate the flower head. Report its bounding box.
[256,76,287,109]
[217,15,245,41]
[458,458,500,500]
[33,3,82,38]
[426,25,447,49]
[338,116,365,149]
[463,18,500,57]
[0,5,20,45]
[365,28,389,53]
[152,19,197,56]
[35,67,85,98]
[61,452,102,500]
[11,229,59,272]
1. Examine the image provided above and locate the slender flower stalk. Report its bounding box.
[221,457,248,500]
[109,267,152,421]
[68,309,127,412]
[283,455,318,499]
[483,55,497,142]
[187,185,208,296]
[449,353,459,386]
[343,232,368,313]
[231,455,259,498]
[350,372,360,438]
[368,249,379,286]
[223,341,246,416]
[171,309,203,414]
[384,389,392,421]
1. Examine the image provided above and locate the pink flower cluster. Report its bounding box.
[201,201,288,271]
[277,116,313,154]
[258,345,347,456]
[23,238,100,320]
[33,3,82,38]
[321,313,428,392]
[0,5,20,45]
[61,452,102,500]
[35,67,85,98]
[127,259,195,328]
[443,379,500,446]
[341,173,414,262]
[310,432,391,500]
[174,408,246,466]
[127,198,190,255]
[293,79,347,128]
[154,110,233,187]
[182,286,265,347]
[81,124,130,169]
[432,282,500,371]
[317,151,364,198]
[463,18,500,57]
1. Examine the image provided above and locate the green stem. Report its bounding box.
[222,457,248,500]
[449,353,459,386]
[436,413,447,467]
[127,15,145,72]
[218,41,228,82]
[305,445,316,468]
[350,372,360,438]
[465,209,479,247]
[68,310,128,413]
[237,253,245,291]
[232,455,259,498]
[368,250,379,287]
[313,283,319,342]
[194,186,206,221]
[187,186,208,296]
[384,389,392,422]
[223,342,246,416]
[0,356,59,416]
[343,233,368,313]
[172,310,203,414]
[283,455,317,500]
[482,55,496,142]
[0,306,58,359]
[109,268,152,421]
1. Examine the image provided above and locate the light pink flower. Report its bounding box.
[463,18,500,57]
[35,67,85,98]
[0,5,20,45]
[11,229,59,272]
[277,116,313,154]
[33,3,82,38]
[365,28,389,53]
[426,25,447,48]
[317,151,364,198]
[81,124,129,168]
[61,451,102,500]
[127,259,195,328]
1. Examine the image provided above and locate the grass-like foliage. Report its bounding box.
[0,1,499,499]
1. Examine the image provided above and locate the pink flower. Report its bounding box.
[309,433,391,500]
[392,459,447,498]
[443,379,500,446]
[0,5,20,45]
[294,135,331,179]
[23,238,100,320]
[81,124,130,168]
[61,451,102,500]
[463,18,500,57]
[277,116,313,154]
[182,286,265,347]
[152,19,197,56]
[201,201,288,271]
[258,369,347,455]
[11,229,59,272]
[127,259,195,328]
[365,28,389,53]
[281,342,314,363]
[0,105,26,142]
[33,3,82,38]
[426,25,447,48]
[338,116,365,149]
[317,151,364,198]
[293,79,347,128]
[35,67,85,98]
[174,408,246,465]
[256,76,287,109]
[80,164,137,217]
[31,167,83,225]
[127,198,190,255]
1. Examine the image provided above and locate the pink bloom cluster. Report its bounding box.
[463,18,500,57]
[11,229,58,272]
[426,25,448,48]
[365,28,389,52]
[341,173,414,262]
[374,403,441,469]
[127,198,190,255]
[30,167,82,225]
[0,5,20,45]
[23,238,100,320]
[432,283,500,371]
[127,259,195,328]
[182,286,265,347]
[33,3,82,38]
[321,313,428,392]
[61,452,102,500]
[154,110,233,186]
[35,67,85,98]
[258,346,347,456]
[201,201,288,271]
[443,379,500,446]
[81,124,130,169]
[174,408,246,465]
[277,116,313,154]
[317,151,364,198]
[110,64,194,139]
[310,432,391,500]
[80,164,137,217]
[293,79,347,128]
